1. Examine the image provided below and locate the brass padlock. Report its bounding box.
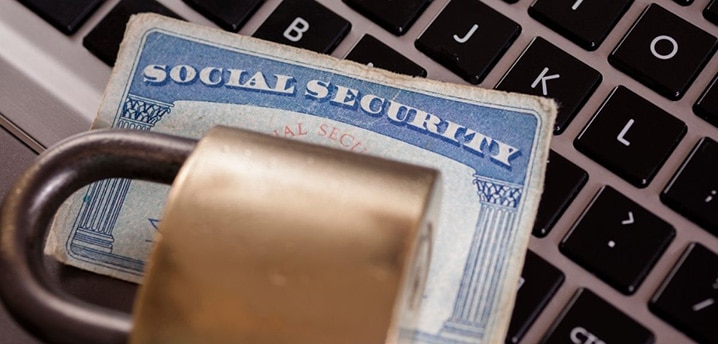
[0,126,441,344]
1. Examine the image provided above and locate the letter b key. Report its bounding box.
[609,4,718,100]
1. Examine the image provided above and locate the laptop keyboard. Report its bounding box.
[6,0,718,343]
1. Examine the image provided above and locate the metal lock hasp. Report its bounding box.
[0,126,441,344]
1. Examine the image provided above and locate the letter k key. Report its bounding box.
[496,37,601,134]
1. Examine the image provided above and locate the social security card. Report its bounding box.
[46,14,555,344]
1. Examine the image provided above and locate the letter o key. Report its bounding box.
[650,35,678,60]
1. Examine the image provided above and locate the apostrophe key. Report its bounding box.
[18,0,104,35]
[506,251,564,344]
[532,150,588,238]
[560,186,675,295]
[182,0,262,32]
[415,0,521,84]
[496,37,601,134]
[342,0,431,36]
[345,35,427,77]
[83,0,182,66]
[541,288,654,344]
[528,0,633,51]
[574,86,686,188]
[650,243,718,344]
[253,0,350,54]
[609,4,718,100]
[661,137,718,235]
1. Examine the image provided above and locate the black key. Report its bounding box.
[574,86,686,188]
[609,4,718,100]
[83,0,182,66]
[416,0,520,84]
[541,288,654,344]
[182,0,262,32]
[503,0,520,3]
[253,0,350,54]
[506,251,564,344]
[706,0,718,25]
[533,150,588,237]
[345,35,427,77]
[674,0,694,5]
[342,0,431,36]
[661,137,718,235]
[650,243,718,344]
[496,37,601,134]
[528,0,632,51]
[19,0,104,35]
[560,186,676,295]
[694,74,718,128]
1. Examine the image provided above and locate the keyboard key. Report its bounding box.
[541,288,654,344]
[342,0,431,36]
[83,0,182,66]
[609,4,718,100]
[661,137,718,235]
[345,35,427,77]
[182,0,262,32]
[560,186,675,294]
[18,0,104,35]
[415,0,520,84]
[650,243,718,344]
[674,0,694,5]
[528,0,632,51]
[533,150,588,238]
[574,86,686,188]
[253,0,350,54]
[694,74,718,128]
[506,251,564,344]
[706,0,718,25]
[496,37,601,134]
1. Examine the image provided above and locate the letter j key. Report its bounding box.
[609,4,718,100]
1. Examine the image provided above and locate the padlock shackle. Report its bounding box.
[0,129,196,344]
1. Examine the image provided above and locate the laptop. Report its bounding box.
[0,0,716,343]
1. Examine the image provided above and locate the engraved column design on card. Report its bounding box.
[441,177,520,339]
[68,94,171,271]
